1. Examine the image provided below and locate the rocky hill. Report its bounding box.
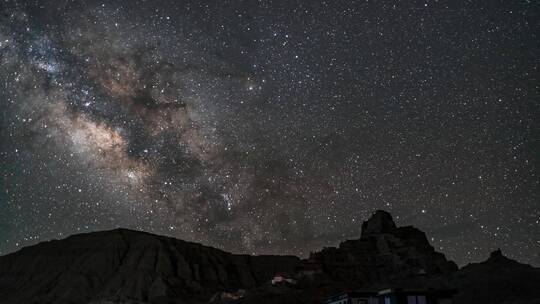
[0,229,301,304]
[308,210,457,283]
[0,210,537,304]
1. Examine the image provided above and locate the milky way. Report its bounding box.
[0,0,538,266]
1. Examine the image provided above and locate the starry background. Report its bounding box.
[0,0,538,266]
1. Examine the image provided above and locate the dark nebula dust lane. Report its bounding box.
[0,0,538,266]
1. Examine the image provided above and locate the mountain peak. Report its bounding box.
[484,248,521,266]
[361,210,397,236]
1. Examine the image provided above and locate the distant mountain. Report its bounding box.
[450,249,540,304]
[0,210,537,304]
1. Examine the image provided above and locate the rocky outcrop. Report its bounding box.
[308,210,458,283]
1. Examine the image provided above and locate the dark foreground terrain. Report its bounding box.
[0,211,538,304]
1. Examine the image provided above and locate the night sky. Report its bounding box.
[0,0,538,266]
